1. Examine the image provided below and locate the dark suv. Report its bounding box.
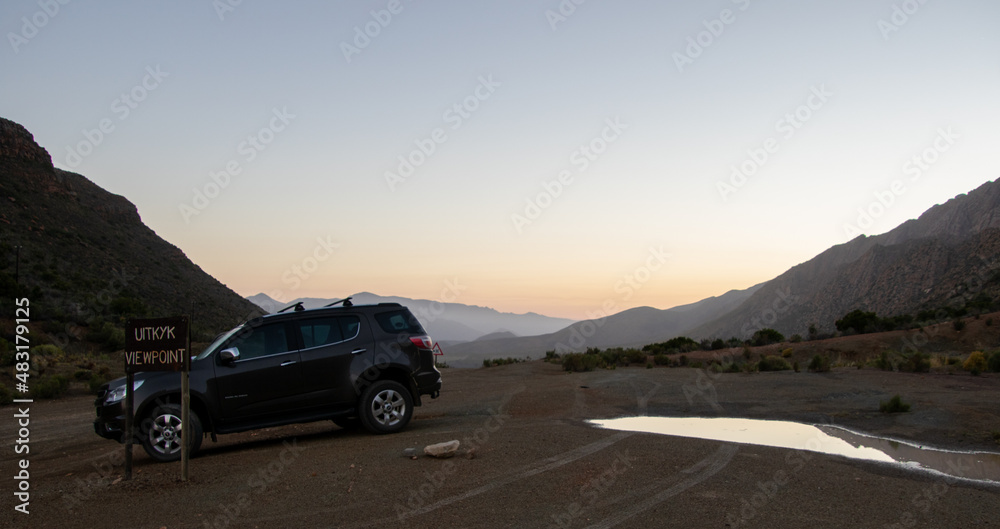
[94,301,442,461]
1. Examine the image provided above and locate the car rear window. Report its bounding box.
[374,309,425,334]
[298,316,361,348]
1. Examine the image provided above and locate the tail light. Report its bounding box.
[409,335,434,350]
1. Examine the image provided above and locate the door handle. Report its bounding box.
[281,360,297,366]
[351,348,367,355]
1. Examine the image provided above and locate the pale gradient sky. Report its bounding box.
[3,0,999,320]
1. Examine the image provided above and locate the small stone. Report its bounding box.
[424,440,460,459]
[403,448,417,458]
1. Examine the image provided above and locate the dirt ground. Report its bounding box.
[2,361,999,529]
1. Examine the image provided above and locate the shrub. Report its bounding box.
[31,375,71,399]
[988,351,1000,373]
[646,362,653,369]
[900,352,930,373]
[751,329,785,347]
[792,361,800,373]
[808,355,831,373]
[73,369,93,381]
[562,353,599,372]
[880,395,911,413]
[0,383,13,406]
[678,355,688,367]
[625,349,647,365]
[953,319,966,332]
[758,356,792,372]
[653,354,670,366]
[711,339,726,350]
[780,348,794,358]
[789,334,803,343]
[874,351,894,371]
[964,351,988,374]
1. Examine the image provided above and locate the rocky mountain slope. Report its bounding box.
[691,180,1000,340]
[0,117,263,349]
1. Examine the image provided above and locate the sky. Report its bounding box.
[2,0,999,320]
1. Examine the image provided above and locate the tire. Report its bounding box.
[140,403,203,462]
[332,416,361,430]
[358,380,413,434]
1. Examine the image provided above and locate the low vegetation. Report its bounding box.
[880,394,911,413]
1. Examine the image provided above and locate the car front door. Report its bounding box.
[213,321,304,424]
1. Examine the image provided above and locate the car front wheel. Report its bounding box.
[140,403,203,462]
[358,380,413,434]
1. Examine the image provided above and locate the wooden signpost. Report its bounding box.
[124,316,190,481]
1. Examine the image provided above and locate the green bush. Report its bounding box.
[880,394,911,413]
[653,354,670,366]
[780,348,794,358]
[31,375,71,399]
[964,351,988,375]
[808,355,831,373]
[625,349,647,365]
[0,383,13,406]
[562,353,600,372]
[900,352,930,373]
[988,351,1000,373]
[751,328,785,347]
[758,355,792,372]
[874,351,894,371]
[953,319,966,332]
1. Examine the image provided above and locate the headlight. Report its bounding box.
[104,379,144,405]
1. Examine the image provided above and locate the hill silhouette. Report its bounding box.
[0,117,263,352]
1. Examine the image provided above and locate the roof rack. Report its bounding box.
[277,302,305,313]
[324,297,353,308]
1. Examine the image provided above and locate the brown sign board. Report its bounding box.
[125,316,190,373]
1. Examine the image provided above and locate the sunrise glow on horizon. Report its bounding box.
[3,1,999,321]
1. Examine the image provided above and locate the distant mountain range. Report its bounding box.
[247,292,577,344]
[445,180,1000,367]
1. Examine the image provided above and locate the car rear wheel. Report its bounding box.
[141,403,203,462]
[358,380,413,434]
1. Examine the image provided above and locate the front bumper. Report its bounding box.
[94,397,126,442]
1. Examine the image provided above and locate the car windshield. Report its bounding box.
[195,325,244,360]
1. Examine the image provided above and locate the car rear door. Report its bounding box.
[295,314,373,410]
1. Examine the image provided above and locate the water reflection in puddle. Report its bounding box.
[591,417,1000,484]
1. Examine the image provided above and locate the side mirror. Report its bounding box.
[220,348,241,364]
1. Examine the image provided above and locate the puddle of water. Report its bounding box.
[591,417,1000,484]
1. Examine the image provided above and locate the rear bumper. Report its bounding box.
[413,370,442,398]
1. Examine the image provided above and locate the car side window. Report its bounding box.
[298,316,361,348]
[227,323,291,361]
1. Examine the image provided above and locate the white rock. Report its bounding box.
[424,440,460,458]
